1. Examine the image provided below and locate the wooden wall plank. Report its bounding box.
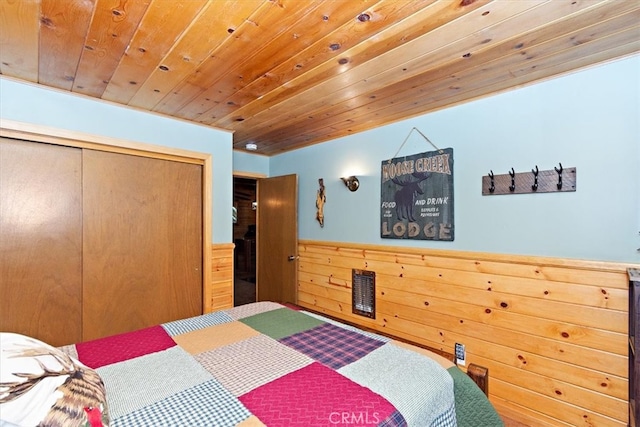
[229,0,541,143]
[376,300,626,377]
[298,287,378,330]
[300,253,627,308]
[0,0,40,81]
[380,270,625,332]
[223,0,503,136]
[379,285,626,353]
[128,0,264,110]
[477,355,626,421]
[229,0,596,145]
[235,0,557,143]
[199,0,457,125]
[153,0,285,116]
[491,396,573,427]
[297,240,637,426]
[382,267,627,311]
[453,333,627,401]
[242,1,638,150]
[184,0,399,123]
[300,240,632,278]
[491,379,624,426]
[374,15,640,123]
[39,0,95,90]
[300,12,640,147]
[102,0,209,104]
[72,0,151,97]
[209,243,234,312]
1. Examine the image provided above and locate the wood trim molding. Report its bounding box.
[299,239,637,272]
[1,119,213,314]
[0,119,208,163]
[233,170,267,179]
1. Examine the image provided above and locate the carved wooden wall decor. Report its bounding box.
[316,178,326,227]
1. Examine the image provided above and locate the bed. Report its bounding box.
[1,301,503,426]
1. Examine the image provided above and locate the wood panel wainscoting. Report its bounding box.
[209,243,235,312]
[297,240,637,427]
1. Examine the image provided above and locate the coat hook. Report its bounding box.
[488,170,495,193]
[531,165,539,191]
[554,163,563,190]
[508,168,515,192]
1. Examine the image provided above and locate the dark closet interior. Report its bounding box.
[233,177,257,306]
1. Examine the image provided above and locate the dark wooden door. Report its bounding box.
[0,138,83,346]
[82,150,203,340]
[256,174,298,304]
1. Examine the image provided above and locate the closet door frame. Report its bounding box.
[0,119,213,313]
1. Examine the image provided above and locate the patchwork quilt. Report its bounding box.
[56,302,502,427]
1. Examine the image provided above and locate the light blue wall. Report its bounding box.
[3,55,638,262]
[233,150,269,176]
[270,55,640,263]
[0,78,234,243]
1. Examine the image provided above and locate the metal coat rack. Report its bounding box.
[482,163,576,195]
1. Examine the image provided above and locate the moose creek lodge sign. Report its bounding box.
[380,148,454,241]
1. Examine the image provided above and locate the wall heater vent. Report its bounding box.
[352,269,375,319]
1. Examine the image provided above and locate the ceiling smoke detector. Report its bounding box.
[245,143,258,151]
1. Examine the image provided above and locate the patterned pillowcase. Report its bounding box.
[0,333,109,427]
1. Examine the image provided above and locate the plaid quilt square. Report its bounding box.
[97,346,213,419]
[225,301,284,320]
[173,321,260,355]
[379,410,408,427]
[237,415,266,426]
[239,308,325,340]
[239,362,401,427]
[195,334,312,396]
[338,343,455,427]
[75,325,175,368]
[302,311,392,343]
[162,310,233,336]
[280,323,386,369]
[112,379,251,427]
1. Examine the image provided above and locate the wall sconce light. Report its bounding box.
[341,176,360,192]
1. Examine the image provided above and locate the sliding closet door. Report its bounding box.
[82,150,203,341]
[0,138,83,346]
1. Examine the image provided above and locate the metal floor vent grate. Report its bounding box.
[352,269,375,319]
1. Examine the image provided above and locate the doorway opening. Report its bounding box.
[233,176,257,306]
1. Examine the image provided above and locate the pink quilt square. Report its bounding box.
[75,325,176,368]
[239,362,399,426]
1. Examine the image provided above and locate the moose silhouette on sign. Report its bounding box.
[391,171,431,222]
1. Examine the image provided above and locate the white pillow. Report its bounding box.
[0,333,109,427]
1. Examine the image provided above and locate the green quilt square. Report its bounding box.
[239,308,325,340]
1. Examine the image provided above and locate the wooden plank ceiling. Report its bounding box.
[1,0,639,156]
